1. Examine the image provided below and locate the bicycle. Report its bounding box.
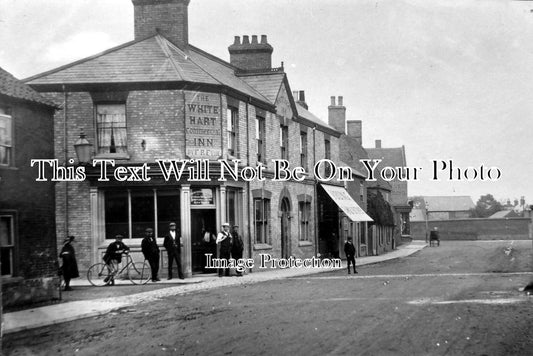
[87,252,152,286]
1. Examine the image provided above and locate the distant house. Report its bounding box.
[366,140,412,242]
[410,196,475,221]
[0,66,58,308]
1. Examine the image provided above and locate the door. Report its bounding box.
[191,209,216,273]
[280,198,291,259]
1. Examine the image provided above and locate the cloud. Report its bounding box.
[43,31,117,63]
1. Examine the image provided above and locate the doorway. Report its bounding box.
[190,209,216,273]
[280,197,291,259]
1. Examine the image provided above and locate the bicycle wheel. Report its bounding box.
[87,263,112,286]
[128,261,152,285]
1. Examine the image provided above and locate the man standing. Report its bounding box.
[141,227,160,282]
[344,236,358,274]
[164,222,184,280]
[231,225,244,276]
[216,222,232,277]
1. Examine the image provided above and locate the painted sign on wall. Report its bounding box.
[185,92,222,159]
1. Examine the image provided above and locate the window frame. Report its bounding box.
[254,198,270,244]
[227,106,239,157]
[280,124,289,161]
[0,109,13,167]
[298,201,311,241]
[95,103,128,157]
[256,115,266,163]
[300,130,308,170]
[0,213,16,277]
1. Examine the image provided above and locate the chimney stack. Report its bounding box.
[375,139,382,148]
[293,90,308,110]
[229,34,274,71]
[346,120,362,144]
[328,96,346,134]
[132,0,190,48]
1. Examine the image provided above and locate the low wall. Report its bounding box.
[411,218,531,240]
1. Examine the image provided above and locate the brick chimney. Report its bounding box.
[346,120,362,144]
[375,139,382,148]
[292,90,308,110]
[328,96,346,134]
[229,35,274,71]
[132,0,189,48]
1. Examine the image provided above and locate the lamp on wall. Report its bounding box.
[74,129,92,164]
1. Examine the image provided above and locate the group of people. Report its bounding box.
[216,223,244,277]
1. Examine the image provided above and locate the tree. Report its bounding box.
[367,191,395,226]
[470,194,503,218]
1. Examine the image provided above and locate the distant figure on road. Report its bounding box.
[142,228,160,282]
[231,225,244,276]
[59,235,79,291]
[344,236,358,274]
[430,227,440,247]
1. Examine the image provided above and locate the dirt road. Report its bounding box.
[4,240,533,355]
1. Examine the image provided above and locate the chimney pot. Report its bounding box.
[330,96,336,106]
[375,139,382,148]
[338,96,343,106]
[261,35,268,44]
[243,35,250,44]
[252,35,258,44]
[233,36,240,45]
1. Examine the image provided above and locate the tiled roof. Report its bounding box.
[366,146,406,168]
[296,103,340,134]
[240,72,284,104]
[25,35,270,105]
[488,210,520,219]
[419,196,475,212]
[0,66,55,107]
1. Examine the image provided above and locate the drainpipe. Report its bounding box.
[246,97,252,271]
[63,86,69,238]
[313,125,318,258]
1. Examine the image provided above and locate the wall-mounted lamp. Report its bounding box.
[141,139,146,151]
[74,129,92,164]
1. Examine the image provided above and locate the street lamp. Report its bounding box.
[73,129,92,164]
[425,201,429,244]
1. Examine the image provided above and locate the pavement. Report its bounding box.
[2,240,426,335]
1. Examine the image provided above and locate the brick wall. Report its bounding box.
[410,218,531,240]
[0,98,60,307]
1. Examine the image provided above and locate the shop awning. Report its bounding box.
[320,184,373,222]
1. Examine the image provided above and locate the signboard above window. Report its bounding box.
[191,188,215,206]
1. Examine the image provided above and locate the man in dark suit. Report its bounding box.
[163,222,184,280]
[141,227,160,282]
[103,234,130,285]
[231,225,244,276]
[344,236,358,274]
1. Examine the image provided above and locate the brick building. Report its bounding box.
[0,67,58,307]
[24,0,367,276]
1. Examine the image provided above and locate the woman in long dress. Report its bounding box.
[60,235,79,291]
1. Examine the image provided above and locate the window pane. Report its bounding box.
[96,104,127,154]
[226,190,236,227]
[0,115,12,146]
[0,216,13,246]
[131,190,155,237]
[157,190,180,235]
[104,191,129,239]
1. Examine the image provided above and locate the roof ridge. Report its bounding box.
[23,34,159,83]
[155,35,187,81]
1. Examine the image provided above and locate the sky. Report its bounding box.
[1,0,532,205]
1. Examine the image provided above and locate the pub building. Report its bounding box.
[25,0,371,277]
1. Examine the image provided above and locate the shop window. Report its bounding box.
[226,189,238,227]
[227,106,238,156]
[255,116,266,163]
[0,214,15,276]
[300,131,308,170]
[280,124,288,160]
[298,201,311,241]
[0,108,13,166]
[254,198,270,244]
[96,104,127,155]
[104,189,179,239]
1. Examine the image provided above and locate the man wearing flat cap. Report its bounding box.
[164,222,184,280]
[141,227,160,282]
[103,234,130,283]
[216,222,232,277]
[231,225,244,276]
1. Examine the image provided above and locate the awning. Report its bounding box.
[320,184,373,222]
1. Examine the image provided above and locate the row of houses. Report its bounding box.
[1,0,411,307]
